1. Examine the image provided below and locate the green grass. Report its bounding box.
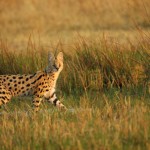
[0,35,150,150]
[0,93,149,150]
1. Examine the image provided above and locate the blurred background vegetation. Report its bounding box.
[0,0,149,49]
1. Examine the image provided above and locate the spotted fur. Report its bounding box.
[0,52,66,111]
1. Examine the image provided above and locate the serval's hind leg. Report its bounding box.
[0,85,12,109]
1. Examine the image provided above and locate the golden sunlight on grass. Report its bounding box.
[0,96,149,150]
[0,0,150,49]
[0,0,150,149]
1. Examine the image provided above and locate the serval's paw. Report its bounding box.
[57,103,67,111]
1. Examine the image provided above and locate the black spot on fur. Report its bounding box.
[50,92,55,98]
[53,98,58,106]
[35,100,40,103]
[31,74,43,84]
[38,75,43,80]
[34,91,37,94]
[30,73,36,79]
[1,97,5,100]
[26,84,30,87]
[1,100,5,104]
[18,76,23,79]
[26,78,29,81]
[31,80,36,84]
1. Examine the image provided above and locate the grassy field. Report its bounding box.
[0,0,150,150]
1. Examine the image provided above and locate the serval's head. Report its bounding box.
[45,52,63,74]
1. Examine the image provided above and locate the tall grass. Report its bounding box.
[0,95,149,150]
[0,35,149,95]
[0,36,149,149]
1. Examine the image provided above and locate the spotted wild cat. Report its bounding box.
[0,52,66,111]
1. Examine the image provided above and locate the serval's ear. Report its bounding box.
[56,52,63,62]
[48,51,54,65]
[45,51,54,73]
[55,52,63,72]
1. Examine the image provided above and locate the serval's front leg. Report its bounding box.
[45,91,67,111]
